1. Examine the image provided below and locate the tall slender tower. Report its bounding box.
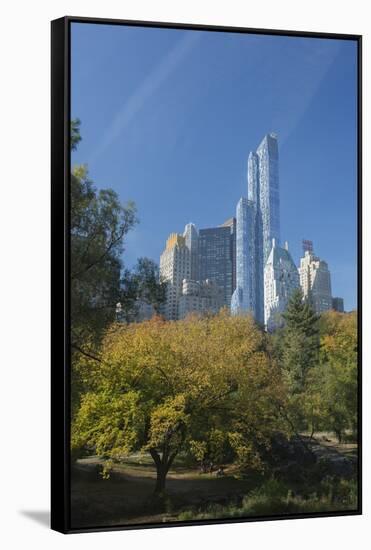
[183,223,199,280]
[232,133,280,324]
[231,198,256,316]
[255,133,281,265]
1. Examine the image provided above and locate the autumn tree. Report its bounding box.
[72,312,286,495]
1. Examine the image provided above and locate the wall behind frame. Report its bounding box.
[0,0,369,548]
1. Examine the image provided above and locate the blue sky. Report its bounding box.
[71,23,358,310]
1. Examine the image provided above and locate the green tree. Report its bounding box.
[316,310,358,441]
[119,258,167,322]
[71,117,82,151]
[72,313,286,495]
[274,289,320,433]
[281,288,320,394]
[70,119,138,349]
[70,164,139,350]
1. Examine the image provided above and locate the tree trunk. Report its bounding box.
[149,448,178,496]
[154,463,167,494]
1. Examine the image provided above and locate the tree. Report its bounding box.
[119,258,167,322]
[276,289,320,432]
[70,119,166,415]
[72,312,286,495]
[71,164,138,347]
[70,119,138,349]
[70,119,166,349]
[71,118,82,151]
[281,289,320,394]
[315,310,358,442]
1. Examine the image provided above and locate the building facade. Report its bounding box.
[220,217,237,294]
[231,198,257,317]
[178,278,224,319]
[198,226,234,307]
[332,297,344,313]
[264,240,300,331]
[115,300,155,323]
[299,248,332,314]
[183,223,199,281]
[159,233,191,320]
[252,133,281,266]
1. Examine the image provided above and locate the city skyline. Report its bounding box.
[71,23,358,310]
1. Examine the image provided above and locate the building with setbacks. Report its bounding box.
[160,233,191,320]
[264,239,300,331]
[299,246,332,314]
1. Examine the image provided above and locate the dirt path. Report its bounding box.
[71,458,258,528]
[71,438,357,529]
[303,434,357,477]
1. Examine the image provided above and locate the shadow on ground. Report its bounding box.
[20,510,50,528]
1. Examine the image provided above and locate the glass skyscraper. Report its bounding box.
[183,223,199,281]
[231,198,257,316]
[254,133,281,266]
[232,133,281,324]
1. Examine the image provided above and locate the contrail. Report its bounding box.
[89,31,202,163]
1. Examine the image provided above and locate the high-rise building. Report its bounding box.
[231,198,257,317]
[159,233,191,320]
[332,297,344,313]
[178,278,224,319]
[299,246,332,314]
[198,226,234,307]
[252,133,281,266]
[264,240,300,331]
[220,217,237,293]
[232,133,280,324]
[183,223,199,281]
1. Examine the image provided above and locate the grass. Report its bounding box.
[70,437,358,528]
[177,478,358,521]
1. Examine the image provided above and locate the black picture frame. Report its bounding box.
[51,15,362,534]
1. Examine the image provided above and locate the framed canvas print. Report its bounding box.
[51,16,362,533]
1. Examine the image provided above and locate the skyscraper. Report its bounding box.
[183,223,199,281]
[264,240,300,331]
[299,246,332,314]
[159,233,191,320]
[220,217,237,294]
[231,198,257,316]
[232,133,280,324]
[252,133,281,266]
[198,226,234,307]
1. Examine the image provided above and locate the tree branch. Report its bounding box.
[71,342,103,364]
